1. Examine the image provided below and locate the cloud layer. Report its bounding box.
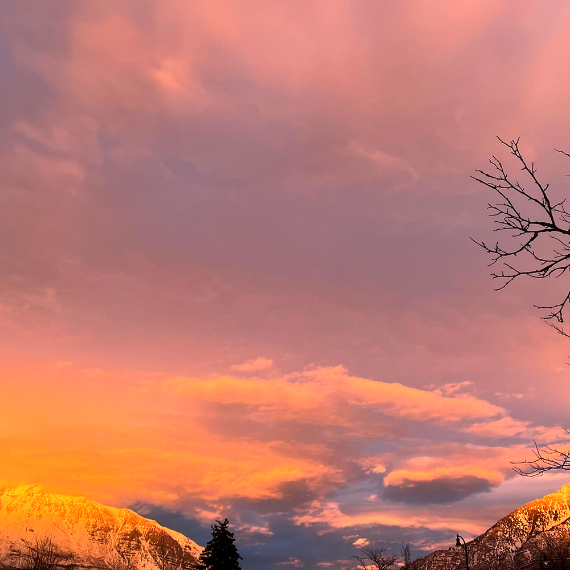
[0,361,564,547]
[2,1,570,568]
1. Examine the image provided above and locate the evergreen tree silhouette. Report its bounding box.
[198,518,242,570]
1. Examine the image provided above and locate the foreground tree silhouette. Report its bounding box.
[198,519,242,570]
[400,543,412,568]
[474,138,570,476]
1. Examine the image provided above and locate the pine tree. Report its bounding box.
[198,518,242,570]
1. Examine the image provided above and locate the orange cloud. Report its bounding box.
[167,365,504,426]
[0,362,344,509]
[383,456,505,488]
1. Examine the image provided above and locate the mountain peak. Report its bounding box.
[4,483,45,495]
[0,486,202,570]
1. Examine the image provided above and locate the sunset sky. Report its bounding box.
[4,1,570,568]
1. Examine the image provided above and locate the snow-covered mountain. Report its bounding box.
[0,485,202,570]
[410,483,570,570]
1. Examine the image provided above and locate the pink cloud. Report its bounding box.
[275,559,304,568]
[231,357,274,372]
[465,417,566,442]
[293,500,488,537]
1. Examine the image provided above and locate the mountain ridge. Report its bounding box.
[410,483,570,569]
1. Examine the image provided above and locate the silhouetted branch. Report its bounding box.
[473,137,570,335]
[512,431,570,477]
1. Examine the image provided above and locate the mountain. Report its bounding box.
[0,485,203,570]
[410,483,570,570]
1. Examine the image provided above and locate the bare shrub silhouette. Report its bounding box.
[349,547,401,570]
[10,536,72,570]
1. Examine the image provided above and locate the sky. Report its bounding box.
[3,1,570,568]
